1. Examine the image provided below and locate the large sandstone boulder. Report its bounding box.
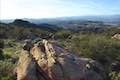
[16,39,105,80]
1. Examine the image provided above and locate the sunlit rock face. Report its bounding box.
[16,39,105,80]
[112,34,120,40]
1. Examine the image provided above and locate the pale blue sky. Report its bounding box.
[1,0,120,19]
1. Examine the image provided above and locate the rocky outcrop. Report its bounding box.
[16,39,105,80]
[112,34,120,40]
[16,50,37,80]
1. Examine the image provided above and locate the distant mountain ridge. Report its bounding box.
[10,19,36,27]
[1,17,120,33]
[1,15,120,24]
[1,19,61,32]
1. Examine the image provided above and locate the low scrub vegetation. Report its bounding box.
[0,21,120,80]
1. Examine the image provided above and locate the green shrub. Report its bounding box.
[0,60,15,78]
[55,31,71,39]
[0,40,4,49]
[3,48,15,57]
[67,34,120,64]
[109,72,120,80]
[0,75,15,80]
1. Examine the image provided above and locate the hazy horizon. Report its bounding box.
[1,0,120,19]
